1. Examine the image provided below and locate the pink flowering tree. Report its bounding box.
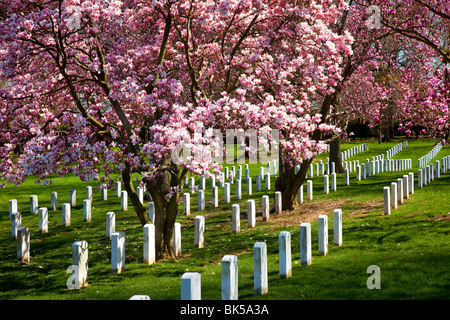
[0,0,353,258]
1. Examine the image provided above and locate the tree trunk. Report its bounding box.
[329,136,345,174]
[276,144,312,211]
[122,168,149,226]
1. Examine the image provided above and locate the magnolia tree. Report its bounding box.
[0,0,353,259]
[363,0,450,140]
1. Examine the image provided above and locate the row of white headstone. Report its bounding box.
[418,142,442,168]
[383,154,450,214]
[176,208,343,300]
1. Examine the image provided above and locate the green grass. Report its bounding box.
[0,138,449,300]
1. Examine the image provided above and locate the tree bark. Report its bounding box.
[329,136,345,174]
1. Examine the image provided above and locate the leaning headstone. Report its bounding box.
[30,195,38,215]
[261,195,270,222]
[62,203,71,226]
[232,204,240,233]
[247,199,256,228]
[111,231,125,273]
[194,216,205,248]
[121,191,128,211]
[72,240,88,288]
[39,207,48,233]
[9,199,17,220]
[143,224,155,265]
[106,212,115,240]
[222,255,238,300]
[300,223,311,266]
[181,272,201,300]
[279,231,292,279]
[12,212,22,239]
[383,187,390,215]
[333,209,342,246]
[17,227,30,263]
[69,189,76,207]
[253,242,268,296]
[83,199,91,222]
[274,191,282,214]
[318,215,328,256]
[183,193,190,215]
[173,223,182,257]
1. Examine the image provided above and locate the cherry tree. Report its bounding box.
[0,0,353,259]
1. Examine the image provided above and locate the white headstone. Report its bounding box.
[12,212,22,239]
[318,215,328,256]
[261,195,270,222]
[235,179,242,200]
[121,191,128,211]
[279,231,292,279]
[173,222,182,257]
[333,209,342,246]
[300,223,311,266]
[194,216,205,248]
[143,224,155,265]
[224,183,231,203]
[247,199,256,228]
[297,185,303,204]
[39,207,48,233]
[9,199,17,220]
[69,189,76,207]
[106,212,115,239]
[181,272,201,300]
[17,227,30,263]
[183,193,190,215]
[253,242,268,295]
[111,231,125,273]
[86,186,93,202]
[116,182,122,197]
[274,191,282,214]
[101,185,107,201]
[198,190,205,211]
[324,175,329,194]
[212,186,219,208]
[307,180,313,200]
[148,202,155,223]
[83,199,92,222]
[391,182,397,209]
[232,204,240,233]
[30,195,38,215]
[383,187,390,215]
[72,240,88,288]
[247,177,252,196]
[221,255,238,300]
[62,203,71,226]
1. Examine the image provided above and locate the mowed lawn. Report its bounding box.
[0,138,449,300]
